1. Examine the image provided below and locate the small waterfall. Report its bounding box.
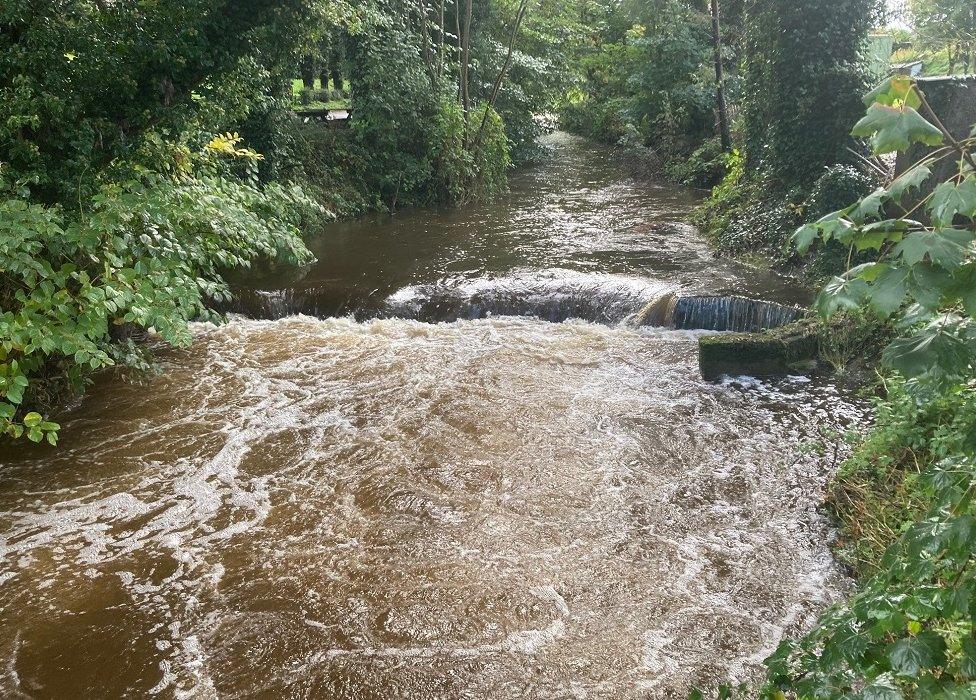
[382,273,678,325]
[226,278,803,333]
[629,292,679,327]
[669,295,804,333]
[223,285,368,320]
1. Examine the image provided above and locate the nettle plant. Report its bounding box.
[761,78,976,698]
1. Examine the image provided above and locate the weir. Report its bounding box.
[230,277,805,334]
[669,295,805,333]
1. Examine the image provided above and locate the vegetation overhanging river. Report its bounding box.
[0,134,869,698]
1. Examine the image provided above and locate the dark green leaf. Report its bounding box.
[895,229,975,269]
[887,632,946,677]
[852,104,944,155]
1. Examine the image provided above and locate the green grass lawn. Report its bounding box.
[290,77,351,111]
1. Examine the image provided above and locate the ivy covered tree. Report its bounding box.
[742,0,878,187]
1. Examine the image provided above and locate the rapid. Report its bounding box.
[0,134,867,699]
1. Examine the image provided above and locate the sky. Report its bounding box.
[885,0,912,30]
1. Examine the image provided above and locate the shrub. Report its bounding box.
[0,140,318,442]
[666,137,729,189]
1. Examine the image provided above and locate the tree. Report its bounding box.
[742,0,877,187]
[911,0,976,74]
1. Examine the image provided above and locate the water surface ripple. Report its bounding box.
[0,135,866,699]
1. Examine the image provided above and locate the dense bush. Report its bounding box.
[0,0,337,441]
[666,137,729,189]
[347,17,511,209]
[828,379,969,578]
[430,103,511,205]
[559,96,631,145]
[0,140,317,442]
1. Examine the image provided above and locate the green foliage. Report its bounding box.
[696,0,880,255]
[829,379,971,578]
[765,382,976,699]
[558,0,719,171]
[742,0,876,189]
[430,103,510,205]
[909,0,976,75]
[764,75,976,699]
[797,76,976,387]
[0,0,330,442]
[0,142,316,442]
[666,138,730,189]
[0,0,322,203]
[347,13,511,208]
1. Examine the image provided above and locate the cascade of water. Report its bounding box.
[670,296,804,333]
[382,273,679,325]
[227,280,803,333]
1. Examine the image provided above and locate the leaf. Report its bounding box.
[852,188,889,222]
[883,317,974,379]
[908,264,952,311]
[895,229,975,269]
[929,178,976,226]
[870,266,910,316]
[852,104,944,155]
[23,411,42,428]
[946,263,976,318]
[887,632,946,677]
[859,674,904,700]
[793,210,854,253]
[887,165,931,203]
[959,637,976,680]
[816,276,869,317]
[864,75,922,109]
[793,224,821,254]
[5,384,24,404]
[854,219,912,252]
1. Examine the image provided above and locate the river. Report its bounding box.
[0,134,865,699]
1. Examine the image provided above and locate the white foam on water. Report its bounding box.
[0,315,870,698]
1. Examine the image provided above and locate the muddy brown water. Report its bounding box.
[0,134,866,699]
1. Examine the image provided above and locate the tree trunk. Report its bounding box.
[454,0,464,102]
[300,56,317,92]
[710,0,732,151]
[437,0,446,78]
[461,0,473,124]
[471,0,530,154]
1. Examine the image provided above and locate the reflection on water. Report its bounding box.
[0,133,860,699]
[230,133,807,321]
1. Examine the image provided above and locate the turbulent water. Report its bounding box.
[0,134,866,699]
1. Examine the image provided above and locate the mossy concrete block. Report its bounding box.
[699,322,820,380]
